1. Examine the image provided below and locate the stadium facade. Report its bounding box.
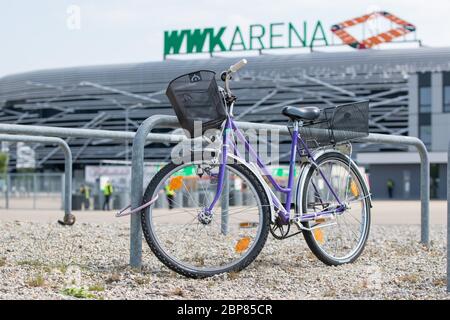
[0,47,450,199]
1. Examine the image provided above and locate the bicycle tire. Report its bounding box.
[299,151,371,265]
[141,155,271,278]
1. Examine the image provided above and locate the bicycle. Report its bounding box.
[139,59,372,278]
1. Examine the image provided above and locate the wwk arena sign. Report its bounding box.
[164,21,328,57]
[163,11,416,57]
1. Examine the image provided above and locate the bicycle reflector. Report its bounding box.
[313,228,325,245]
[169,176,183,191]
[350,180,359,197]
[235,237,251,253]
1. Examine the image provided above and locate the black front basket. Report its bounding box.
[166,70,227,137]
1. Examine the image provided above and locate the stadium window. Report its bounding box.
[419,125,431,147]
[444,86,450,113]
[419,87,431,113]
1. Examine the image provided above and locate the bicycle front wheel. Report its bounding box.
[141,156,270,278]
[299,151,371,265]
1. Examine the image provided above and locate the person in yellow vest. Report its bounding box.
[165,184,175,210]
[80,184,90,210]
[387,178,394,199]
[102,180,114,211]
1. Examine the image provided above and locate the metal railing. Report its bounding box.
[129,115,430,268]
[0,123,184,224]
[0,134,74,224]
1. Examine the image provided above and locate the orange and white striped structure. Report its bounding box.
[331,11,416,49]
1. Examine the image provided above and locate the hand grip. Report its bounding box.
[230,59,248,73]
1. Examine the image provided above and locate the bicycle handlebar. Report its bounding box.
[224,59,248,100]
[229,59,247,73]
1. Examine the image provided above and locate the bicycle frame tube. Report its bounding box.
[207,117,231,212]
[207,116,344,222]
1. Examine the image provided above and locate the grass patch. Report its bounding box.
[62,287,99,299]
[17,260,44,267]
[16,260,73,274]
[26,274,45,287]
[88,284,105,292]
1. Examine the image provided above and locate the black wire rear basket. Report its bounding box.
[166,70,227,138]
[298,101,370,148]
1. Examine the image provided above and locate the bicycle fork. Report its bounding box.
[197,119,231,224]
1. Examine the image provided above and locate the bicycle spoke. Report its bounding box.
[303,157,369,262]
[146,162,265,273]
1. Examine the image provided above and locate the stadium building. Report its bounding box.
[0,46,450,199]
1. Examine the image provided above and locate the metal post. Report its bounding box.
[32,173,37,209]
[359,134,430,246]
[61,173,65,210]
[130,115,185,268]
[221,169,229,235]
[447,141,450,293]
[0,134,73,224]
[5,174,9,209]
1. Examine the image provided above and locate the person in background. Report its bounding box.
[103,180,114,211]
[387,178,394,199]
[79,184,90,210]
[165,184,175,210]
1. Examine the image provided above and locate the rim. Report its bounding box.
[145,161,264,273]
[304,158,369,261]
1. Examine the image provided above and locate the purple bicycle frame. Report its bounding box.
[206,116,345,224]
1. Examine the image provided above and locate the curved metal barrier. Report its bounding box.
[0,122,184,226]
[0,134,74,225]
[129,115,430,268]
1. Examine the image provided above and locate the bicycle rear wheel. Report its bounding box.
[141,155,270,278]
[299,152,371,265]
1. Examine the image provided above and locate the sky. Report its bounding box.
[1,0,450,77]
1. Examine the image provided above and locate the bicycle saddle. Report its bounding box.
[282,106,321,121]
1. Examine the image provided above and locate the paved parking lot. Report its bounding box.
[0,200,446,225]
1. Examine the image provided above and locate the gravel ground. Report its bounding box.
[0,221,448,300]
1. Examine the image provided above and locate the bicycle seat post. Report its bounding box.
[293,120,299,132]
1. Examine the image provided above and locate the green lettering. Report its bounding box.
[229,26,247,51]
[288,22,307,47]
[270,23,284,49]
[311,21,328,47]
[249,24,265,50]
[186,28,210,53]
[209,27,227,52]
[164,30,188,55]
